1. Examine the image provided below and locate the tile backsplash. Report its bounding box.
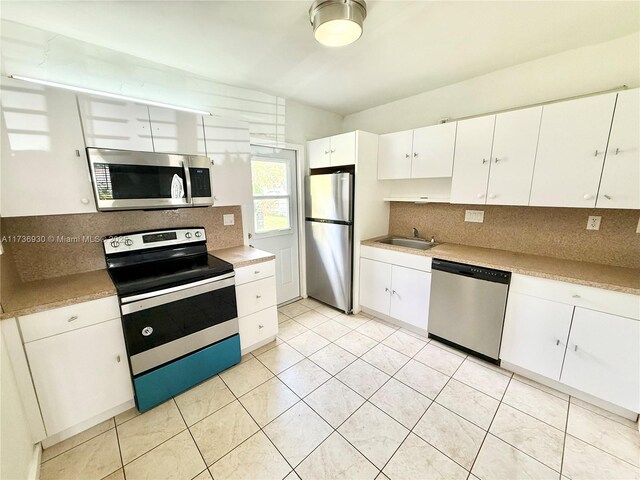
[389,203,640,269]
[1,206,244,283]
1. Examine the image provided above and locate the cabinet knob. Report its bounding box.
[384,287,390,293]
[476,193,485,199]
[603,194,612,200]
[331,149,336,153]
[392,290,397,295]
[75,149,81,157]
[116,355,121,363]
[574,344,579,352]
[258,324,264,329]
[482,158,488,164]
[67,315,78,323]
[488,193,496,199]
[413,152,418,157]
[324,150,329,154]
[614,147,620,155]
[572,294,581,299]
[555,339,560,346]
[256,294,262,299]
[494,157,500,163]
[583,194,594,200]
[254,270,260,274]
[594,150,602,157]
[81,198,90,205]
[405,154,410,159]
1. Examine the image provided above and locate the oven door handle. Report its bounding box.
[120,273,235,314]
[183,158,192,205]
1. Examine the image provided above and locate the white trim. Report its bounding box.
[27,444,41,480]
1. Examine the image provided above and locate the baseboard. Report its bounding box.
[243,335,276,356]
[359,307,429,338]
[27,443,41,480]
[42,400,134,449]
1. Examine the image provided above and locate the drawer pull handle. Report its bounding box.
[572,294,581,299]
[258,324,264,329]
[555,339,560,346]
[254,270,260,274]
[574,345,579,352]
[384,287,389,293]
[117,355,121,363]
[67,315,79,322]
[256,295,262,299]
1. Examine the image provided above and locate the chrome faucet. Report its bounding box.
[412,227,419,238]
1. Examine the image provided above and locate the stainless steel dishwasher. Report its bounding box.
[428,259,511,363]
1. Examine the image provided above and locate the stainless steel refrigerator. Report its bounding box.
[305,172,354,313]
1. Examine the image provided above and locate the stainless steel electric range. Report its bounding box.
[104,227,240,412]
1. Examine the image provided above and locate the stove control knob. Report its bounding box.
[185,232,192,239]
[195,231,202,238]
[124,239,133,246]
[110,240,120,248]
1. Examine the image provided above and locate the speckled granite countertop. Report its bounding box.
[0,269,117,320]
[210,245,275,268]
[363,237,640,295]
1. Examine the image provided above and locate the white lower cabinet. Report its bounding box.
[359,252,431,331]
[235,260,278,353]
[561,308,639,412]
[501,274,640,413]
[25,318,132,436]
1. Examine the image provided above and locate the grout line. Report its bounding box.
[560,394,571,478]
[172,396,210,477]
[113,419,126,480]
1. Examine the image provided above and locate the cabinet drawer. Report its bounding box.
[19,296,121,343]
[235,260,275,286]
[510,274,639,321]
[238,306,278,352]
[236,277,277,317]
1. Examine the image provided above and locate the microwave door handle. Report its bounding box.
[183,158,192,204]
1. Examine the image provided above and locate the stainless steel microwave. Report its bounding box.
[87,148,213,211]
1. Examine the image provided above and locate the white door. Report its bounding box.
[147,106,204,155]
[378,130,413,179]
[561,307,640,412]
[359,258,392,315]
[0,77,97,217]
[77,94,153,151]
[307,137,331,169]
[389,265,431,330]
[411,123,457,178]
[25,319,132,436]
[529,93,616,208]
[486,107,542,205]
[450,115,496,204]
[248,146,300,305]
[329,132,356,167]
[597,89,640,209]
[501,293,573,380]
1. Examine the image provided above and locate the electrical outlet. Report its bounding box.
[586,215,601,231]
[464,210,484,223]
[223,214,235,226]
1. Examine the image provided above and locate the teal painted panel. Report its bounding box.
[133,334,240,412]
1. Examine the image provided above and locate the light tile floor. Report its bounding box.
[40,299,640,480]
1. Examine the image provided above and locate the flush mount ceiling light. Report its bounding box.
[309,0,367,47]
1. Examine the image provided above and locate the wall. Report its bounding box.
[1,206,243,283]
[390,203,640,269]
[344,33,640,134]
[0,331,37,480]
[285,100,344,146]
[0,20,285,144]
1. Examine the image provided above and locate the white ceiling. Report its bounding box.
[1,1,638,115]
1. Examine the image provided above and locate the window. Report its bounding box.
[251,158,292,234]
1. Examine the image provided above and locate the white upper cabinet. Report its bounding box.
[0,78,97,217]
[377,130,413,179]
[450,115,495,204]
[411,123,457,179]
[308,137,331,168]
[486,107,542,205]
[560,307,639,413]
[597,89,640,209]
[529,93,617,208]
[308,132,356,169]
[202,115,252,207]
[77,94,154,151]
[147,106,205,155]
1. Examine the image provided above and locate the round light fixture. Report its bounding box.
[309,0,367,47]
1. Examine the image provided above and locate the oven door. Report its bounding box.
[87,148,192,211]
[120,273,238,375]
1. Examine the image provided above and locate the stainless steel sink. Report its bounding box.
[376,237,438,250]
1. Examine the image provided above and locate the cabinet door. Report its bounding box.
[597,89,640,209]
[411,123,457,178]
[0,78,97,217]
[486,107,542,206]
[238,306,278,352]
[561,308,639,412]
[359,258,392,315]
[25,319,133,436]
[147,106,205,155]
[377,130,413,179]
[308,137,331,169]
[529,94,616,208]
[389,265,431,330]
[501,293,573,379]
[450,115,495,204]
[329,132,356,167]
[77,94,153,151]
[202,115,253,207]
